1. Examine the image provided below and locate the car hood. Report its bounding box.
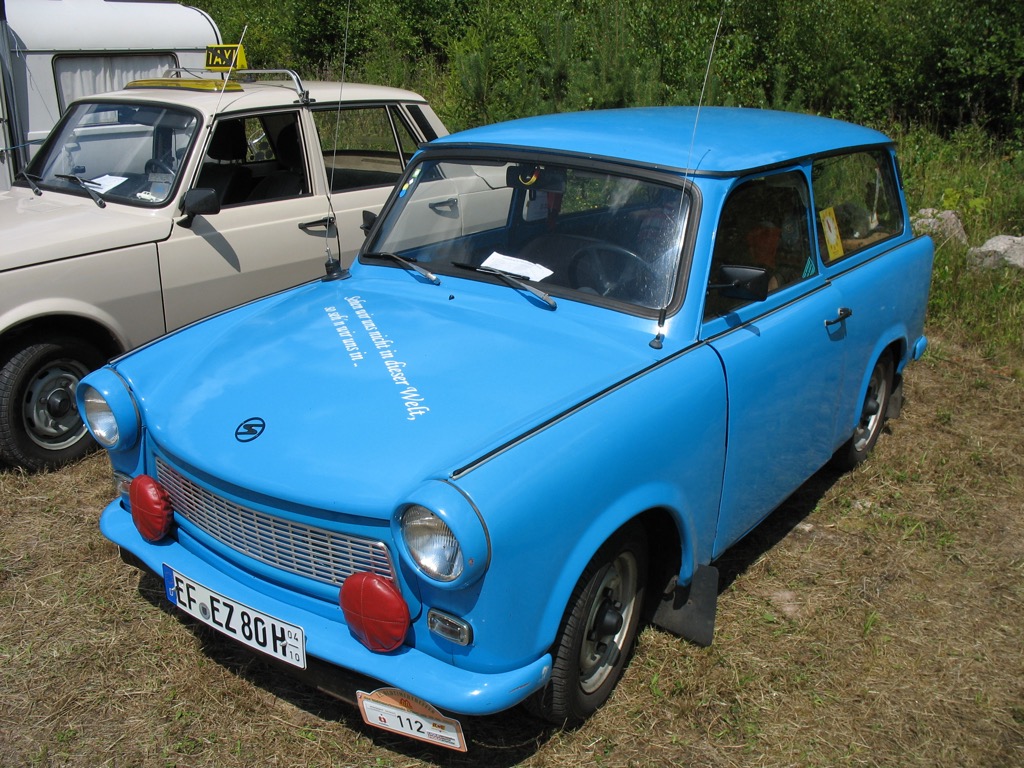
[116,273,661,516]
[0,190,172,270]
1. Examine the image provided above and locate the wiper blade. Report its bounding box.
[454,262,556,309]
[364,251,439,284]
[55,173,106,208]
[16,171,42,196]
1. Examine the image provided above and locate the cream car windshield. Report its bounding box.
[29,102,199,206]
[366,158,689,311]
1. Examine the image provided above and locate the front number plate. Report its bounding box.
[163,565,306,669]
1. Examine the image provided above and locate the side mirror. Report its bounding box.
[710,265,770,302]
[360,209,377,238]
[177,188,220,229]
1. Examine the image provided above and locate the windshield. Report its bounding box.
[27,101,199,206]
[365,157,690,311]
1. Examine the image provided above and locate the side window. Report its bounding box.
[195,112,308,206]
[705,172,815,319]
[313,106,408,193]
[812,149,903,263]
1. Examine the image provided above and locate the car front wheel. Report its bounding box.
[526,522,648,726]
[0,338,104,470]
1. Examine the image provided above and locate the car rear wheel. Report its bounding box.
[834,353,894,470]
[0,338,104,471]
[526,523,648,726]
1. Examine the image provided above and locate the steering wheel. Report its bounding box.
[568,243,656,300]
[145,158,174,175]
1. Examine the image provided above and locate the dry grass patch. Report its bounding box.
[1,333,1022,767]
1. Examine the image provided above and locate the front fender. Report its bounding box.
[449,341,727,670]
[0,243,164,348]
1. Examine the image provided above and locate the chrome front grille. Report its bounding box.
[156,457,395,587]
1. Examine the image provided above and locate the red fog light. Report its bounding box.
[339,572,410,653]
[129,474,174,542]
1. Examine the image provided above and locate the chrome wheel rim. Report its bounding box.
[852,363,886,452]
[578,551,639,694]
[21,359,89,450]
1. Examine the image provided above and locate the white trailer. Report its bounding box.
[0,0,220,190]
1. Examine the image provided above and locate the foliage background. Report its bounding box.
[196,0,1022,139]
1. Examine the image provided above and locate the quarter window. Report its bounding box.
[811,149,903,263]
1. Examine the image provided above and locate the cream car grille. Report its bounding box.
[155,457,396,587]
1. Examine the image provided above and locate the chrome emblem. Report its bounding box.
[235,417,266,442]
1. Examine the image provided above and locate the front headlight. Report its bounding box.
[402,505,464,582]
[76,369,139,451]
[81,386,118,447]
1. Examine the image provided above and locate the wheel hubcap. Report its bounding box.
[593,596,625,638]
[46,388,74,418]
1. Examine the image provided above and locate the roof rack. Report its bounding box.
[233,69,311,104]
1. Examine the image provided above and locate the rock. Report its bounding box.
[968,235,1024,270]
[912,208,968,246]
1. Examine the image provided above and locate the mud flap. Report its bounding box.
[651,564,719,647]
[886,376,904,419]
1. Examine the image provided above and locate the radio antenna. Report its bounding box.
[652,9,724,351]
[322,0,353,281]
[685,10,724,176]
[212,25,248,116]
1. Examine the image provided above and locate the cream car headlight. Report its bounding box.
[77,370,139,451]
[401,505,464,582]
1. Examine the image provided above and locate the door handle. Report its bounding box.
[825,307,853,327]
[298,215,336,231]
[428,198,459,217]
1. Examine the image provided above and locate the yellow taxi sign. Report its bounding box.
[205,44,248,72]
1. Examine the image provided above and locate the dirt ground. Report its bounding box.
[1,332,1021,767]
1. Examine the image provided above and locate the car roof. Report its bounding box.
[83,79,428,117]
[430,107,894,176]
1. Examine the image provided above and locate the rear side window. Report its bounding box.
[313,106,410,193]
[812,149,904,264]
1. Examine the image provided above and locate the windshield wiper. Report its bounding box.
[55,173,106,208]
[454,262,556,309]
[363,251,439,284]
[16,171,43,196]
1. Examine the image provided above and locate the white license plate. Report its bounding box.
[163,565,306,669]
[358,689,466,752]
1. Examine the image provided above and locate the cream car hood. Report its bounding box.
[0,189,173,269]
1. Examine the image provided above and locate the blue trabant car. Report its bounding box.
[79,107,932,751]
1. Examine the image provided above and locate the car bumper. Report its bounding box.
[99,500,551,716]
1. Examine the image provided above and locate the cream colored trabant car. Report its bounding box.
[0,70,446,470]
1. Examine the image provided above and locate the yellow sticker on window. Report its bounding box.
[819,207,844,261]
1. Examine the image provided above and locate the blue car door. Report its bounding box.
[699,171,849,555]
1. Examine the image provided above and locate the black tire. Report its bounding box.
[834,353,894,470]
[526,523,648,726]
[0,338,105,471]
